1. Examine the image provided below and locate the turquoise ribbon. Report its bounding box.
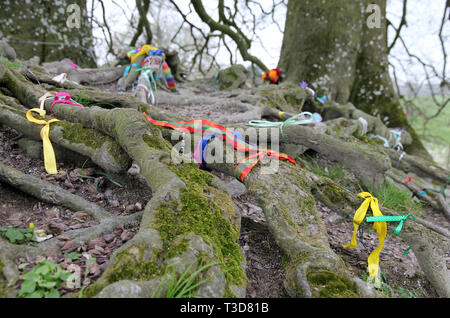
[248,112,317,143]
[365,214,417,256]
[366,214,416,235]
[123,63,140,77]
[422,176,449,199]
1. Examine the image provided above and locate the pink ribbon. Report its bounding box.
[67,60,78,69]
[50,92,84,115]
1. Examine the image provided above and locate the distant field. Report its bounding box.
[402,95,450,169]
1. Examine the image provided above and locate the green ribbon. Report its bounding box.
[366,214,416,235]
[422,175,449,200]
[248,112,314,143]
[365,214,417,256]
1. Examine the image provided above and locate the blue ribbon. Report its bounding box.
[122,63,140,77]
[150,49,165,56]
[199,131,244,169]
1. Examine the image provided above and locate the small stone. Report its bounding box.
[47,221,69,235]
[109,200,120,208]
[120,230,133,242]
[87,185,97,194]
[44,249,58,262]
[45,209,60,219]
[73,211,89,220]
[64,179,74,188]
[135,202,142,211]
[125,204,136,213]
[88,237,106,249]
[61,241,78,253]
[89,249,103,257]
[103,234,115,243]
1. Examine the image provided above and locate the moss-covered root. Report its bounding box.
[254,82,309,113]
[0,104,130,173]
[282,124,391,189]
[386,148,450,184]
[83,165,246,298]
[401,227,450,297]
[0,161,111,221]
[204,148,373,297]
[0,241,19,297]
[247,164,378,297]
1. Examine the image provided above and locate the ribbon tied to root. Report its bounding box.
[26,108,60,174]
[343,192,387,286]
[142,113,297,182]
[248,112,321,143]
[365,214,416,236]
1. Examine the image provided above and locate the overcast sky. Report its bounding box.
[91,0,449,86]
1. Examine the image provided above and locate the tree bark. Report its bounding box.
[278,0,431,160]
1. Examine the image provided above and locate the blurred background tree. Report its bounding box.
[0,0,96,67]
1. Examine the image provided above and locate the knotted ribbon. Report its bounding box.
[50,92,84,115]
[248,112,321,143]
[142,114,297,182]
[366,214,416,235]
[343,192,387,286]
[26,108,60,174]
[366,214,417,257]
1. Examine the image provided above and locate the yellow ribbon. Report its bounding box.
[130,45,164,64]
[278,111,286,120]
[26,108,60,174]
[343,192,387,286]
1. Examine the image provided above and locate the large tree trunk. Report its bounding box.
[0,0,96,67]
[278,0,430,160]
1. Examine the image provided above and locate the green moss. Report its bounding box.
[56,121,110,149]
[106,245,163,283]
[352,132,380,146]
[153,164,246,288]
[223,285,237,298]
[142,133,172,152]
[0,258,13,298]
[0,56,22,68]
[319,178,348,204]
[307,269,358,298]
[84,164,246,297]
[166,238,189,259]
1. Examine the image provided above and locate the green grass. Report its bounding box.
[402,95,450,169]
[301,156,346,180]
[152,261,218,298]
[0,56,22,68]
[369,181,422,214]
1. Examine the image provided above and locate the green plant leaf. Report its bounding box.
[5,228,24,243]
[27,290,45,298]
[35,264,50,276]
[44,289,60,298]
[64,252,82,260]
[18,263,30,270]
[38,281,57,289]
[19,279,36,295]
